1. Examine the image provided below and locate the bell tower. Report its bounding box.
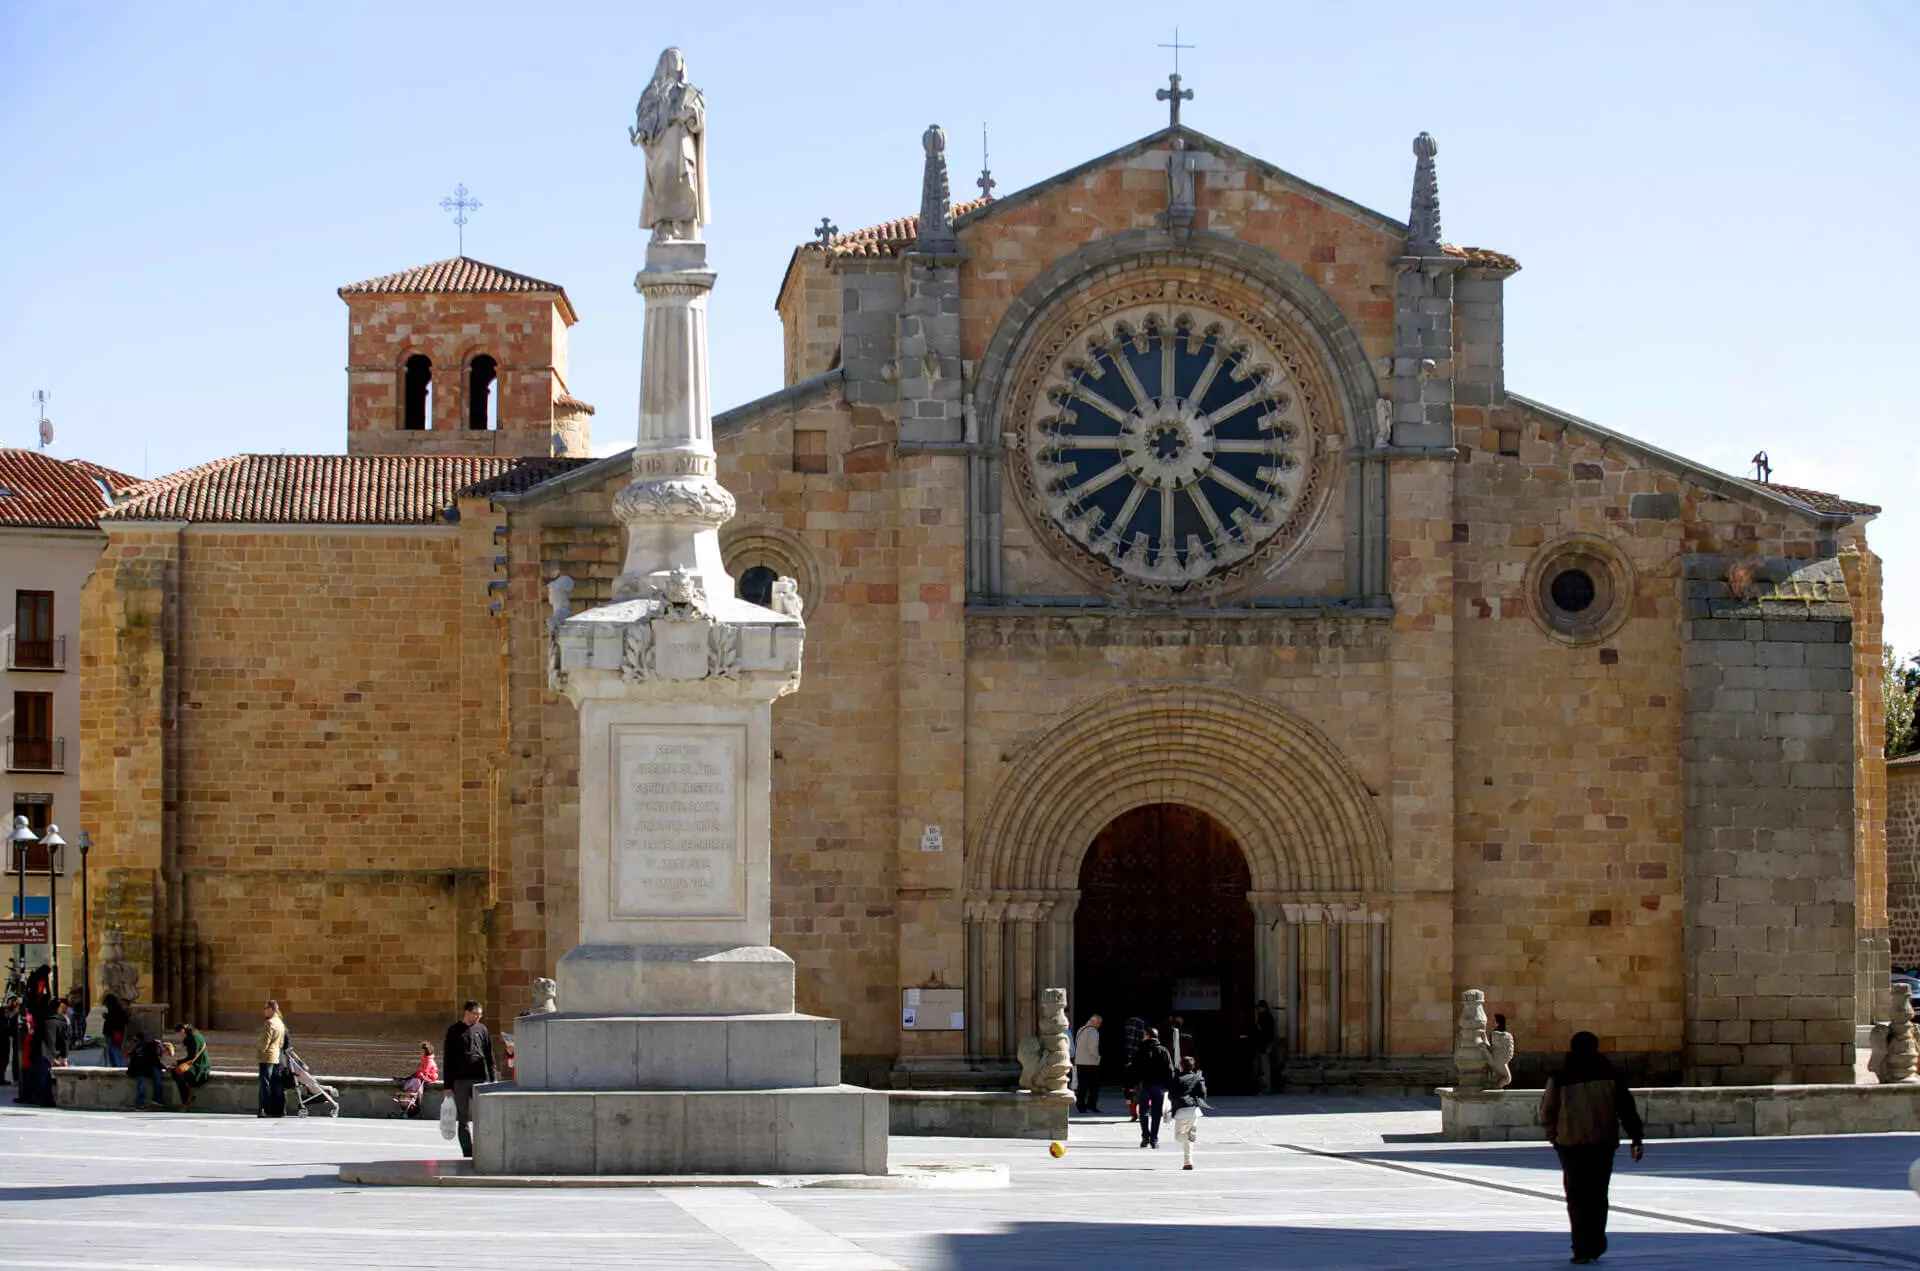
[338,257,593,458]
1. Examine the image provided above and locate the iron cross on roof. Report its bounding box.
[440,183,482,256]
[1157,28,1195,128]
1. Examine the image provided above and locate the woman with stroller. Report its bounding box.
[393,1042,439,1117]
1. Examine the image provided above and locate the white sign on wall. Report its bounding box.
[920,825,944,853]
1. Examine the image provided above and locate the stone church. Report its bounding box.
[81,85,1886,1088]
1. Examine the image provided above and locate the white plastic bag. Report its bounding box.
[439,1092,457,1141]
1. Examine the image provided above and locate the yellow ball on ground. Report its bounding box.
[1048,1141,1065,1158]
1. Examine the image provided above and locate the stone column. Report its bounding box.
[472,51,886,1177]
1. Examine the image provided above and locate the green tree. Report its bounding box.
[1887,645,1920,759]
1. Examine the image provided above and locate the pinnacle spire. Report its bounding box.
[916,125,957,254]
[1407,131,1442,255]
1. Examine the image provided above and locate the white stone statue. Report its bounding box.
[1488,1012,1515,1090]
[1452,988,1494,1090]
[530,978,559,1016]
[630,47,709,243]
[771,576,804,622]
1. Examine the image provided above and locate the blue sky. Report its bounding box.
[2,1,1915,647]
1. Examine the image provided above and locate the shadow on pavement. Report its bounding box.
[934,1221,1920,1269]
[1356,1133,1920,1192]
[0,1173,337,1203]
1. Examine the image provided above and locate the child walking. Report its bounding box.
[1169,1054,1211,1170]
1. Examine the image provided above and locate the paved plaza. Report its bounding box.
[2,1094,1918,1269]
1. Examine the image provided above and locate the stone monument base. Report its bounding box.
[513,1011,841,1090]
[471,1083,888,1175]
[556,943,794,1016]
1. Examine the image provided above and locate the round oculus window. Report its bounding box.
[1020,304,1320,591]
[1529,541,1630,643]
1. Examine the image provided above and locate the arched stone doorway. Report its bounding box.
[964,684,1394,1070]
[1075,804,1256,1092]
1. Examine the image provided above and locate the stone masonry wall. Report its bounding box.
[1452,404,1688,1062]
[1889,759,1920,965]
[1682,615,1858,1083]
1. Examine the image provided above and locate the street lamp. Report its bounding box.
[39,825,64,1002]
[8,816,34,979]
[76,831,91,1016]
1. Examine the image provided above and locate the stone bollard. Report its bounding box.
[1887,986,1919,1084]
[1452,989,1494,1090]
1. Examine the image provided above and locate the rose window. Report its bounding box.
[1026,306,1312,588]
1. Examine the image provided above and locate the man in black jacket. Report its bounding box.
[1133,1028,1176,1150]
[441,1000,497,1158]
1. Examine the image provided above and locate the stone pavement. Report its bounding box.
[3,1093,1918,1269]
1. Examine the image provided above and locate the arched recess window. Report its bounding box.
[403,355,433,430]
[737,565,778,608]
[468,354,498,430]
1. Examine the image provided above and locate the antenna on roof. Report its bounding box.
[32,390,52,450]
[1751,451,1772,483]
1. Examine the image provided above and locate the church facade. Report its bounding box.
[82,104,1885,1086]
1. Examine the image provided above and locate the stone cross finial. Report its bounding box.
[977,123,996,200]
[814,216,837,248]
[1157,72,1194,129]
[1407,131,1443,255]
[916,125,957,254]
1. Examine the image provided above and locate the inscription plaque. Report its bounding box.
[612,725,745,919]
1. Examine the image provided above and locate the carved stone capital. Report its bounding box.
[612,476,736,527]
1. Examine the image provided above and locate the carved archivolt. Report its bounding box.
[968,683,1387,896]
[1003,272,1344,603]
[721,523,823,619]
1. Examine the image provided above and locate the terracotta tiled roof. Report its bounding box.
[798,200,995,260]
[0,449,140,530]
[99,454,562,525]
[1746,481,1880,517]
[553,394,597,415]
[1889,751,1920,769]
[338,257,577,323]
[1444,244,1521,272]
[457,457,596,497]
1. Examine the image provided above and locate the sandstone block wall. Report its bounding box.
[1682,616,1858,1083]
[1888,758,1920,965]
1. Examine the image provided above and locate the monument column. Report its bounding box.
[468,48,887,1177]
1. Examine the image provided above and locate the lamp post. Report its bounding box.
[39,825,64,1002]
[77,831,91,1016]
[7,816,34,979]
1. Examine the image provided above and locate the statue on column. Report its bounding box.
[630,47,710,243]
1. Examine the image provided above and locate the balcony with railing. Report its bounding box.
[6,634,66,671]
[5,736,65,773]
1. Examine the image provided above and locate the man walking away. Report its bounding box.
[1072,1013,1103,1114]
[1134,1027,1175,1150]
[256,1001,287,1117]
[442,1000,497,1158]
[171,1023,210,1112]
[1122,1015,1146,1121]
[1539,1030,1644,1265]
[1169,1054,1211,1169]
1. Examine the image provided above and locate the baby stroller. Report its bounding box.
[283,1048,340,1118]
[392,1072,430,1118]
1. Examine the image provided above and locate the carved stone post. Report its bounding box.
[1452,988,1494,1090]
[1887,986,1919,1084]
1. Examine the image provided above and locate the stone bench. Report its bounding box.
[1440,1082,1920,1141]
[52,1064,420,1119]
[52,1064,1073,1139]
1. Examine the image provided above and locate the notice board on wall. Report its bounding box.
[900,987,965,1031]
